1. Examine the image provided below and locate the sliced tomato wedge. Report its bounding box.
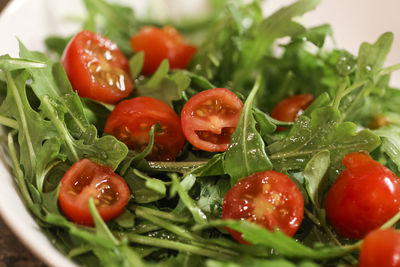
[62,30,133,104]
[58,159,130,226]
[104,96,185,161]
[222,171,304,244]
[181,88,243,152]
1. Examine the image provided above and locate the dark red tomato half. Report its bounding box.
[181,88,243,152]
[130,26,197,75]
[359,228,400,267]
[222,171,304,244]
[104,96,185,161]
[325,152,400,239]
[58,159,130,226]
[270,93,314,131]
[62,30,133,104]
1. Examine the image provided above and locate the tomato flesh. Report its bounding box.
[222,171,304,244]
[325,152,400,239]
[58,159,130,226]
[359,228,400,267]
[181,88,243,152]
[62,30,133,104]
[270,93,314,130]
[104,96,185,161]
[130,26,197,75]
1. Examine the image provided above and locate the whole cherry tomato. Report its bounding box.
[130,26,197,75]
[325,152,400,239]
[181,88,243,152]
[58,159,130,226]
[359,228,400,267]
[222,171,304,244]
[270,93,314,130]
[104,96,185,161]
[62,30,133,104]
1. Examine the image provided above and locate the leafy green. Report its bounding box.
[225,77,272,185]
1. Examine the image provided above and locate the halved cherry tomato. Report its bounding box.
[130,26,197,75]
[325,152,400,239]
[181,88,243,152]
[359,228,400,267]
[222,171,304,244]
[270,93,314,131]
[104,96,184,161]
[62,30,133,104]
[58,159,130,226]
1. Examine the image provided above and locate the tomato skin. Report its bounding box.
[104,96,185,161]
[359,228,400,267]
[325,152,400,239]
[222,171,304,244]
[62,30,133,104]
[181,88,243,152]
[130,26,197,75]
[270,93,314,130]
[58,159,130,226]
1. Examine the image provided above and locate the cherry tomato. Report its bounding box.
[104,96,184,161]
[130,26,197,75]
[325,152,400,239]
[222,171,304,244]
[58,159,130,226]
[359,228,400,267]
[270,93,314,131]
[181,88,243,152]
[62,30,133,104]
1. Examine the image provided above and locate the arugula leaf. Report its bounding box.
[225,77,272,185]
[136,60,190,106]
[267,106,381,178]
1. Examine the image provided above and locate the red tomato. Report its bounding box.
[359,228,400,267]
[62,30,133,104]
[58,159,130,226]
[270,93,314,130]
[325,152,400,239]
[222,171,304,244]
[181,88,243,152]
[130,26,197,75]
[104,96,184,161]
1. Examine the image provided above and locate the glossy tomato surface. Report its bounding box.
[270,93,314,130]
[181,88,243,152]
[62,30,133,103]
[325,152,400,239]
[359,228,400,267]
[104,96,185,161]
[222,171,304,244]
[130,26,197,75]
[58,159,130,226]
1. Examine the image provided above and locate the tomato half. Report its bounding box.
[270,93,314,130]
[222,171,304,244]
[104,96,185,161]
[181,88,243,152]
[62,30,133,104]
[359,228,400,267]
[325,152,400,239]
[130,26,197,75]
[58,159,130,226]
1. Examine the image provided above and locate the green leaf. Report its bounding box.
[195,220,358,260]
[267,106,381,177]
[129,51,144,79]
[125,169,165,203]
[225,77,272,185]
[136,60,190,106]
[0,55,46,71]
[303,150,330,206]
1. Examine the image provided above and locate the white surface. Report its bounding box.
[0,1,399,267]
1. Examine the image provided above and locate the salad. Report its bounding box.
[1,0,400,266]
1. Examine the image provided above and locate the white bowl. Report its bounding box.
[0,0,399,266]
